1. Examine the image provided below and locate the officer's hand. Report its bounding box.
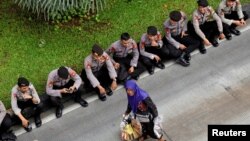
[240,19,246,25]
[98,85,106,95]
[234,20,243,26]
[68,86,76,93]
[23,93,32,100]
[60,88,68,94]
[154,55,161,63]
[151,40,158,47]
[203,38,211,46]
[128,67,134,74]
[179,44,186,50]
[22,118,29,128]
[32,97,38,104]
[114,63,120,70]
[111,80,117,90]
[219,33,225,40]
[181,31,188,38]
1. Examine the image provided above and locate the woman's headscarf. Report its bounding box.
[125,80,149,113]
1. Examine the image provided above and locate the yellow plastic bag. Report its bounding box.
[121,119,142,141]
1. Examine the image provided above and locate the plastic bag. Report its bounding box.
[120,115,142,141]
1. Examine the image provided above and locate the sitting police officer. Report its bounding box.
[81,44,118,101]
[139,26,166,75]
[163,10,200,66]
[1,101,16,141]
[188,0,225,48]
[106,33,145,82]
[46,66,88,118]
[217,0,248,38]
[11,77,43,132]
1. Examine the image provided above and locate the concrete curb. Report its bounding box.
[13,21,250,137]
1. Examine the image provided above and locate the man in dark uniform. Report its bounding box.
[188,0,225,48]
[106,33,145,82]
[46,66,88,118]
[1,100,16,140]
[81,44,118,101]
[139,26,167,75]
[163,10,200,66]
[11,77,43,132]
[217,0,248,37]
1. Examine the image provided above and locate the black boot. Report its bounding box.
[184,53,191,63]
[176,52,190,67]
[34,114,42,127]
[230,27,240,36]
[211,38,219,47]
[199,44,206,54]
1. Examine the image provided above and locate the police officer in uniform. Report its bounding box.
[217,0,248,37]
[139,26,166,75]
[163,10,200,66]
[81,44,118,101]
[46,66,88,118]
[1,100,16,140]
[11,77,43,132]
[188,0,225,48]
[106,33,145,82]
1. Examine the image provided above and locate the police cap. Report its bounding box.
[17,77,30,87]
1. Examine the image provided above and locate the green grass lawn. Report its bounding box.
[0,0,250,108]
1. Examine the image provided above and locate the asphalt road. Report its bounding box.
[16,25,250,141]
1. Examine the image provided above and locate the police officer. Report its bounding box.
[106,33,145,82]
[11,77,42,132]
[1,100,16,140]
[46,66,88,118]
[217,0,248,37]
[163,10,200,66]
[139,26,166,75]
[188,0,225,48]
[81,44,118,101]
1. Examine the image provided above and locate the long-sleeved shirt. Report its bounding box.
[139,32,163,59]
[0,101,7,124]
[163,11,188,48]
[46,67,82,97]
[106,39,139,67]
[192,6,223,40]
[217,0,244,25]
[11,84,40,115]
[84,52,117,88]
[125,97,158,123]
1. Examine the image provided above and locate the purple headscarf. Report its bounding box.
[125,80,149,113]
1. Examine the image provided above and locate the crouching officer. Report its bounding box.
[188,0,225,48]
[11,77,43,132]
[1,100,16,141]
[217,0,248,37]
[46,66,88,118]
[81,44,118,101]
[163,10,200,66]
[139,26,167,75]
[106,33,145,82]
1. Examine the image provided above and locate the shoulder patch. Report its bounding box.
[110,47,116,52]
[69,70,77,77]
[165,28,171,34]
[13,93,17,99]
[157,33,162,41]
[48,81,53,87]
[132,42,137,49]
[141,42,145,48]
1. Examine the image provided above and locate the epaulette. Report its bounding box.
[69,70,77,77]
